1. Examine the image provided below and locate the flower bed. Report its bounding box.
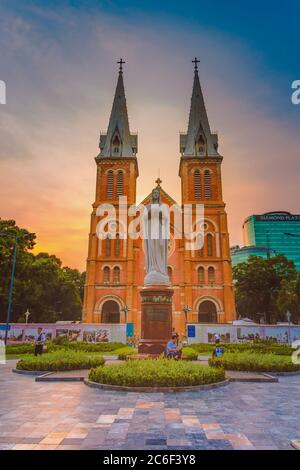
[16,350,105,371]
[209,352,300,372]
[89,359,225,387]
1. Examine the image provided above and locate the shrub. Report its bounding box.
[182,347,198,361]
[53,340,125,352]
[188,343,215,354]
[117,347,137,360]
[89,359,225,387]
[51,336,69,346]
[16,350,105,371]
[190,342,293,356]
[6,344,34,355]
[209,352,300,372]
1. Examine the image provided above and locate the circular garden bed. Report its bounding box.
[87,358,226,391]
[16,350,105,372]
[209,352,300,373]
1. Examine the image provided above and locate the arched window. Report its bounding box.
[112,134,120,155]
[107,171,114,199]
[105,235,111,257]
[208,266,215,284]
[197,233,204,256]
[103,266,110,284]
[196,135,205,155]
[117,171,124,196]
[115,233,120,256]
[113,266,120,284]
[168,266,173,283]
[194,169,201,200]
[207,233,213,256]
[198,266,205,284]
[204,170,212,199]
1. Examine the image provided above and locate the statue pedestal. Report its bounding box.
[138,286,173,355]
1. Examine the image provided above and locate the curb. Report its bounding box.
[269,370,300,376]
[83,378,230,393]
[12,368,48,376]
[227,373,278,383]
[35,373,85,382]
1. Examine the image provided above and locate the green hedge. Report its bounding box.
[6,344,34,355]
[117,347,138,360]
[188,343,216,353]
[190,342,293,356]
[89,359,225,387]
[209,352,300,372]
[7,341,134,357]
[58,341,126,352]
[182,347,199,361]
[16,350,105,371]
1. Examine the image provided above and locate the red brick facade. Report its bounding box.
[82,65,236,334]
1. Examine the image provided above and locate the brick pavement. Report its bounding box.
[0,360,299,450]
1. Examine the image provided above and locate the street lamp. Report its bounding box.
[286,310,292,345]
[24,309,31,324]
[182,305,192,323]
[0,232,19,345]
[120,305,130,323]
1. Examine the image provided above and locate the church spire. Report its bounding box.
[180,58,219,157]
[99,59,137,158]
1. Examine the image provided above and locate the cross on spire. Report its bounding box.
[117,58,125,73]
[155,177,162,187]
[192,57,200,72]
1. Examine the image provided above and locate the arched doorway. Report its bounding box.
[101,300,120,323]
[198,300,217,323]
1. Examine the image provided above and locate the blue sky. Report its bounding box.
[0,0,299,269]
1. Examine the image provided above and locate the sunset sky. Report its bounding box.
[0,0,299,271]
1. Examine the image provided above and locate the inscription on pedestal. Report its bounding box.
[139,287,173,354]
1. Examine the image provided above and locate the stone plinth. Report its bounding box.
[138,286,173,354]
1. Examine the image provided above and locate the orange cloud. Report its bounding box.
[0,7,298,270]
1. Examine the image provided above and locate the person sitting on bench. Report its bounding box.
[166,334,181,359]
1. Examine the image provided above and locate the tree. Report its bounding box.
[277,273,300,323]
[0,219,85,323]
[0,219,36,321]
[233,254,297,323]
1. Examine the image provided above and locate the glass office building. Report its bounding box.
[243,211,300,270]
[231,245,275,268]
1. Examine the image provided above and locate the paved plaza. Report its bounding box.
[0,360,299,450]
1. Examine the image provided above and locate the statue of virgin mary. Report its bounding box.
[143,183,170,285]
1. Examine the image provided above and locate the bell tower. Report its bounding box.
[178,58,236,326]
[83,60,139,324]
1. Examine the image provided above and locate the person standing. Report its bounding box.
[214,333,221,344]
[34,328,46,356]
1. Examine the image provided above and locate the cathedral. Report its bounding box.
[82,59,236,334]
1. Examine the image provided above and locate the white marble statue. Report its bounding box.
[143,184,170,285]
